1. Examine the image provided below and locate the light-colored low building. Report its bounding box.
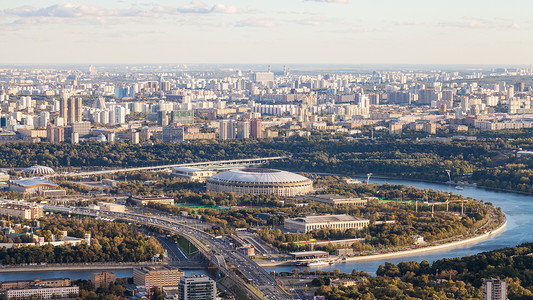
[8,178,59,194]
[133,266,184,289]
[131,196,174,206]
[172,167,217,182]
[0,201,44,220]
[284,214,369,233]
[6,286,79,299]
[97,201,126,212]
[299,194,368,207]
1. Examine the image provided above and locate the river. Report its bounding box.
[265,177,533,275]
[4,177,533,279]
[0,269,209,282]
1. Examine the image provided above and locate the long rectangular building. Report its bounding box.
[284,214,369,233]
[6,286,79,299]
[133,266,184,289]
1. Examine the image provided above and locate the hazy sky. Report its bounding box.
[0,0,531,65]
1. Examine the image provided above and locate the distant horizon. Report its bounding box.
[2,63,533,73]
[1,1,532,65]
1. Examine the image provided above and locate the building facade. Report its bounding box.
[133,266,184,289]
[284,214,370,233]
[178,275,216,300]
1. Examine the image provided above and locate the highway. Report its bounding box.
[60,206,292,300]
[51,156,288,178]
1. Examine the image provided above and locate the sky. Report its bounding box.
[0,0,532,65]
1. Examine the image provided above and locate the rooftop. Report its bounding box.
[291,214,365,223]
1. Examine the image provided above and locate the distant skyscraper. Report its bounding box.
[483,279,507,300]
[513,82,525,93]
[178,275,216,300]
[219,120,235,140]
[250,118,262,138]
[114,106,126,124]
[60,97,82,125]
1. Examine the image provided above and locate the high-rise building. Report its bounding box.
[219,120,235,140]
[514,82,525,93]
[250,118,262,138]
[60,97,82,125]
[47,125,65,143]
[236,121,250,139]
[178,275,216,300]
[114,106,126,124]
[482,279,507,300]
[388,91,411,105]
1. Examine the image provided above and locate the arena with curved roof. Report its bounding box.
[206,168,313,196]
[23,165,55,176]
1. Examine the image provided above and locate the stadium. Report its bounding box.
[206,168,313,196]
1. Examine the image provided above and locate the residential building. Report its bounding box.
[482,279,507,300]
[91,272,116,289]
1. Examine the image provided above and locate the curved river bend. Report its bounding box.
[266,177,533,275]
[3,177,532,279]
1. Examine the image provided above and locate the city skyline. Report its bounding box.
[1,0,532,65]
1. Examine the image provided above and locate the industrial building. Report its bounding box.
[133,266,184,289]
[206,168,313,196]
[284,214,370,233]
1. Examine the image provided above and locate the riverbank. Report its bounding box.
[257,216,507,267]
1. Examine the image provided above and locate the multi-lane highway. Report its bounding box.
[61,206,291,300]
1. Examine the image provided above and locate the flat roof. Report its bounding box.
[289,251,328,255]
[174,167,203,172]
[290,214,366,224]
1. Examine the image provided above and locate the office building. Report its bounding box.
[133,266,184,289]
[219,120,235,140]
[172,167,217,182]
[170,110,194,124]
[482,279,507,300]
[178,275,216,300]
[91,272,116,289]
[284,214,369,233]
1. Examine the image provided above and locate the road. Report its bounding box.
[60,206,292,300]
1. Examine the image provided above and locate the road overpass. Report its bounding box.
[52,156,288,178]
[54,206,291,300]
